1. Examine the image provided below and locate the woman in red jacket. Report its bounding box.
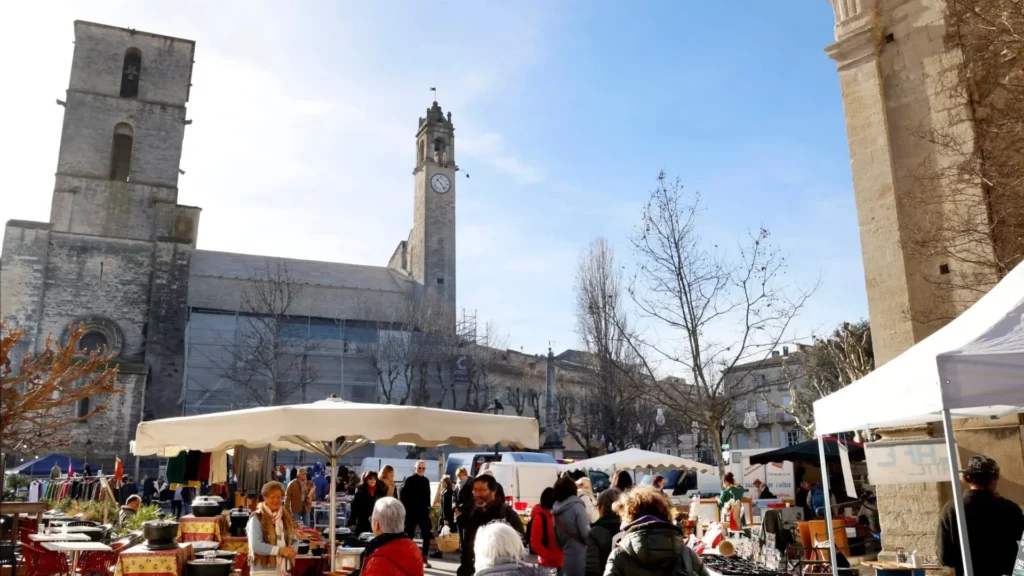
[529,488,563,571]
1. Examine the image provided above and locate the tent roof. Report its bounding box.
[560,448,717,474]
[6,454,84,476]
[814,262,1024,434]
[748,438,864,465]
[133,397,540,457]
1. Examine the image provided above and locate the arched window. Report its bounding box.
[110,123,134,181]
[121,48,142,98]
[433,137,447,165]
[78,331,109,353]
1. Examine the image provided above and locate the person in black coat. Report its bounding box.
[453,467,475,550]
[400,460,433,567]
[141,476,157,505]
[118,475,139,505]
[348,471,380,535]
[937,455,1024,576]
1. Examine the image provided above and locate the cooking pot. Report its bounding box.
[186,558,234,576]
[229,508,250,537]
[191,501,221,518]
[142,519,179,545]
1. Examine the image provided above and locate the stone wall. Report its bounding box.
[56,91,187,189]
[143,239,194,421]
[0,221,52,358]
[69,21,194,108]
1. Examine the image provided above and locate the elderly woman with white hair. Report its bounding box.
[357,497,424,576]
[474,523,547,576]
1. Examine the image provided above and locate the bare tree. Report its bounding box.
[573,238,649,453]
[619,172,817,474]
[764,320,874,436]
[557,388,605,457]
[216,262,320,407]
[904,0,1024,322]
[1,322,122,454]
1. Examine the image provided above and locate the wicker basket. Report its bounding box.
[436,532,460,553]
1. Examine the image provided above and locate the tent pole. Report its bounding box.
[941,408,974,576]
[817,435,838,576]
[329,440,337,573]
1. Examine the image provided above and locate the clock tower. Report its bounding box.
[408,101,457,314]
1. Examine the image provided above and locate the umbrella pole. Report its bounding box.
[330,442,337,573]
[942,408,974,576]
[817,435,838,576]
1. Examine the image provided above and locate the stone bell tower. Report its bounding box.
[408,101,457,313]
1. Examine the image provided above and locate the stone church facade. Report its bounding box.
[1,21,460,472]
[825,0,1024,557]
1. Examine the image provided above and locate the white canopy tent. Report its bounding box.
[561,448,717,475]
[132,396,539,570]
[812,261,1024,576]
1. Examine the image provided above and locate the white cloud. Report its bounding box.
[460,132,546,184]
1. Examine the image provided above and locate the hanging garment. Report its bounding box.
[197,452,211,482]
[166,451,188,484]
[208,450,228,485]
[185,450,203,482]
[234,445,274,495]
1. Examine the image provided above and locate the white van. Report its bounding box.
[359,458,440,484]
[480,461,560,512]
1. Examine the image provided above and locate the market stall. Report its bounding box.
[560,448,717,474]
[133,395,540,571]
[813,260,1024,576]
[748,439,864,465]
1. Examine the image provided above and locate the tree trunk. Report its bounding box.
[710,426,726,476]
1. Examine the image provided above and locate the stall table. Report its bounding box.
[177,515,226,543]
[114,543,195,576]
[41,541,112,575]
[861,560,943,576]
[219,536,249,576]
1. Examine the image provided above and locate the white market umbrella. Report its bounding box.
[132,396,539,570]
[561,448,716,475]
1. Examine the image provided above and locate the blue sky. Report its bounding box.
[0,1,867,356]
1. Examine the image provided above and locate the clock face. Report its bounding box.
[430,173,451,194]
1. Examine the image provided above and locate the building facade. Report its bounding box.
[723,350,804,452]
[1,21,460,472]
[825,0,1024,555]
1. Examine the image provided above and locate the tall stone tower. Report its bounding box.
[0,21,200,472]
[408,101,457,313]
[825,0,1024,557]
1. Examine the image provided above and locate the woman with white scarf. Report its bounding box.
[247,481,298,576]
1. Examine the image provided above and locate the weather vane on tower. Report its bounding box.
[430,87,437,102]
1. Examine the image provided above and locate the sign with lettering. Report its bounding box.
[865,439,951,485]
[741,458,795,499]
[1012,539,1024,576]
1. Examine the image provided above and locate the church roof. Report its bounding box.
[191,250,413,293]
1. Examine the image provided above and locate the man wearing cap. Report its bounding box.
[937,455,1024,576]
[752,479,775,500]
